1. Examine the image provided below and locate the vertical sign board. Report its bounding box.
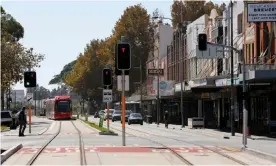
[117,75,130,91]
[247,3,276,22]
[103,89,112,103]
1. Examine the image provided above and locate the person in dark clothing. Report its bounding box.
[18,107,27,137]
[164,111,169,128]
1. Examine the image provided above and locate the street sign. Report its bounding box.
[103,89,112,103]
[26,93,33,102]
[247,3,276,22]
[117,75,129,91]
[148,69,164,75]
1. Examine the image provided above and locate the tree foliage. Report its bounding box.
[49,60,77,84]
[1,6,45,91]
[113,4,154,94]
[57,4,154,102]
[1,6,45,109]
[171,1,226,28]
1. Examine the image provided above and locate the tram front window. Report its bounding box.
[56,100,71,112]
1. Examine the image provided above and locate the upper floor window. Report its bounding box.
[237,13,243,34]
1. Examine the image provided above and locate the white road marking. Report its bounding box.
[48,121,57,131]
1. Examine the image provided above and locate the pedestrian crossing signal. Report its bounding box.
[198,33,207,51]
[117,43,131,70]
[103,68,112,87]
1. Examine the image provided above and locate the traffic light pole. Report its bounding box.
[121,70,126,146]
[28,67,32,134]
[230,0,235,136]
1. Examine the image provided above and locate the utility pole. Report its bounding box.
[138,58,143,115]
[179,3,184,128]
[242,1,248,148]
[156,46,160,125]
[34,89,36,116]
[230,0,235,136]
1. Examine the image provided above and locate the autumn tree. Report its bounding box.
[64,39,108,103]
[113,4,154,94]
[171,0,226,28]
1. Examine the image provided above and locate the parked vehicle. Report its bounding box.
[121,110,132,123]
[128,113,143,125]
[112,110,121,122]
[1,110,13,127]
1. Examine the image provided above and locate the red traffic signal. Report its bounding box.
[198,33,207,51]
[117,43,131,70]
[102,68,112,86]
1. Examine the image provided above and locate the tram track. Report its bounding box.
[25,120,87,166]
[109,126,193,165]
[109,124,248,165]
[71,120,87,165]
[26,121,62,165]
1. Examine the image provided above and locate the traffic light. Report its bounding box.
[24,71,36,88]
[117,43,131,70]
[198,33,207,51]
[115,45,129,75]
[102,68,112,87]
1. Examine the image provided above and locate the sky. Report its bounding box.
[2,0,225,93]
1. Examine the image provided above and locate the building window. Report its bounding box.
[237,13,243,34]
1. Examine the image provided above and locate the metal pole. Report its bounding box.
[28,67,31,134]
[8,86,11,109]
[35,90,36,116]
[242,1,248,148]
[230,0,235,136]
[107,101,110,132]
[15,91,16,109]
[180,0,184,128]
[157,57,160,125]
[122,70,126,146]
[139,59,143,115]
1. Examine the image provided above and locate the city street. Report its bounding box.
[1,116,54,149]
[86,116,276,156]
[2,116,275,165]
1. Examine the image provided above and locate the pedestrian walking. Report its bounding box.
[164,110,169,128]
[18,107,27,137]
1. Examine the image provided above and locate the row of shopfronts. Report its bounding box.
[139,70,276,136]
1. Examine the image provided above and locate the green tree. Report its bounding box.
[113,4,154,94]
[1,6,45,109]
[49,60,77,84]
[1,6,24,41]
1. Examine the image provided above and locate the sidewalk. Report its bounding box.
[152,122,276,157]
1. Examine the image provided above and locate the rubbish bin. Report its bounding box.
[146,115,152,124]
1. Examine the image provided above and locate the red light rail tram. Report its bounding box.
[45,96,72,120]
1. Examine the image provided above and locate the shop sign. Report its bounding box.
[216,78,240,87]
[226,77,240,85]
[247,3,276,22]
[174,83,181,92]
[159,80,175,97]
[215,79,227,87]
[190,79,207,88]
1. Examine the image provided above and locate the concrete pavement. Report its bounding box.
[1,116,54,150]
[2,116,276,165]
[149,122,276,156]
[83,116,276,164]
